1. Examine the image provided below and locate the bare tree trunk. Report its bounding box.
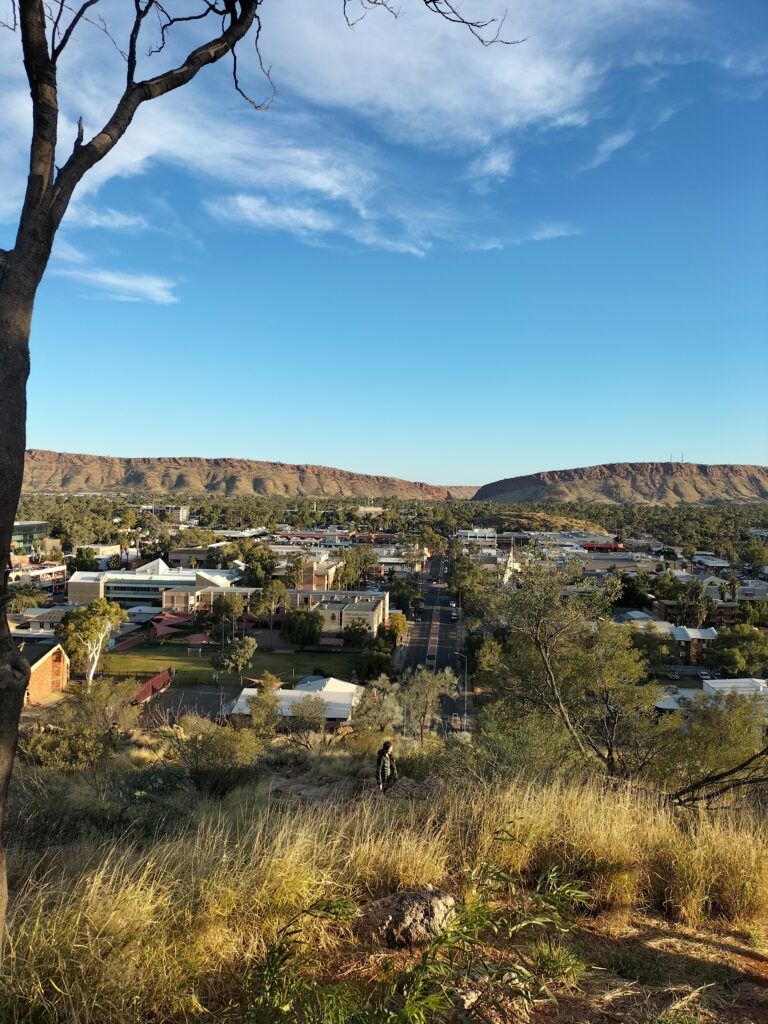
[0,259,35,938]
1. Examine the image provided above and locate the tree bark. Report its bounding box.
[0,260,36,939]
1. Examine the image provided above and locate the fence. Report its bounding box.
[132,668,172,705]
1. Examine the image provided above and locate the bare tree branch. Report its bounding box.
[51,0,101,61]
[50,1,259,228]
[127,0,155,87]
[0,0,18,32]
[669,744,768,807]
[149,1,227,56]
[231,10,275,110]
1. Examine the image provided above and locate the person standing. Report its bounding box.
[376,740,398,793]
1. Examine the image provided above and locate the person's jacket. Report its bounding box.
[376,749,398,787]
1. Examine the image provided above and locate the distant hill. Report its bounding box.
[473,462,768,505]
[22,450,477,500]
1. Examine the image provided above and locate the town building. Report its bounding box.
[227,675,363,726]
[68,558,242,609]
[656,678,768,713]
[457,528,498,549]
[8,561,68,593]
[16,640,69,705]
[652,599,741,629]
[11,521,48,557]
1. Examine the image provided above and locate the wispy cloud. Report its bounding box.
[465,146,515,192]
[53,267,179,304]
[522,223,580,243]
[581,128,637,170]
[0,0,764,257]
[51,237,87,264]
[65,205,149,230]
[206,194,337,236]
[465,222,580,251]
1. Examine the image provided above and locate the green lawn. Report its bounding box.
[103,642,358,686]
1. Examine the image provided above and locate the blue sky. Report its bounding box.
[1,0,767,486]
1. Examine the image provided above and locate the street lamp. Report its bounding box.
[453,651,468,730]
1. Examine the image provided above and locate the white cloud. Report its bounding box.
[207,194,337,235]
[523,223,580,243]
[65,205,148,230]
[51,237,87,264]
[53,267,179,304]
[581,127,637,170]
[0,0,763,256]
[466,146,515,191]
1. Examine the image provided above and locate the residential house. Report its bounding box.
[16,640,69,705]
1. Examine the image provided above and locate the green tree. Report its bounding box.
[288,693,328,749]
[6,585,47,614]
[386,611,408,646]
[676,580,716,628]
[243,545,278,587]
[629,624,678,669]
[354,641,393,682]
[250,580,288,633]
[401,667,456,743]
[67,547,99,572]
[281,609,324,649]
[338,545,379,588]
[342,621,372,647]
[739,538,768,571]
[388,578,420,615]
[353,674,402,732]
[246,688,281,741]
[653,691,767,796]
[212,593,246,641]
[55,599,127,686]
[479,561,670,778]
[214,636,258,676]
[19,675,140,770]
[704,625,768,678]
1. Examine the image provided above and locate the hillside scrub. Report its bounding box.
[3,768,768,1023]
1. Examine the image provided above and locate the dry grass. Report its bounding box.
[3,777,768,1022]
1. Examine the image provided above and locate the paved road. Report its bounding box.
[398,553,468,722]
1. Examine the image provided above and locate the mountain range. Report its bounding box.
[21,452,768,505]
[21,450,476,500]
[473,462,768,505]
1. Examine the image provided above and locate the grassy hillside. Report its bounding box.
[4,741,768,1023]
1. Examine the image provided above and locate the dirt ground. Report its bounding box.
[529,913,768,1024]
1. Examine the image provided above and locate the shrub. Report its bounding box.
[163,716,262,795]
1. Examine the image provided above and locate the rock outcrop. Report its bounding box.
[22,449,477,499]
[356,886,457,948]
[473,462,768,506]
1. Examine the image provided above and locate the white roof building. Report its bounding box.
[656,678,768,711]
[703,678,768,698]
[227,675,363,723]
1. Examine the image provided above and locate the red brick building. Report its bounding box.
[17,641,70,705]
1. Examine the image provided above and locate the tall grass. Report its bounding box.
[3,778,768,1022]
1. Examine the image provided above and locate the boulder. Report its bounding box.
[357,885,456,948]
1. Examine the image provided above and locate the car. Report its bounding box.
[449,601,456,608]
[450,612,458,621]
[698,671,712,681]
[666,672,680,681]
